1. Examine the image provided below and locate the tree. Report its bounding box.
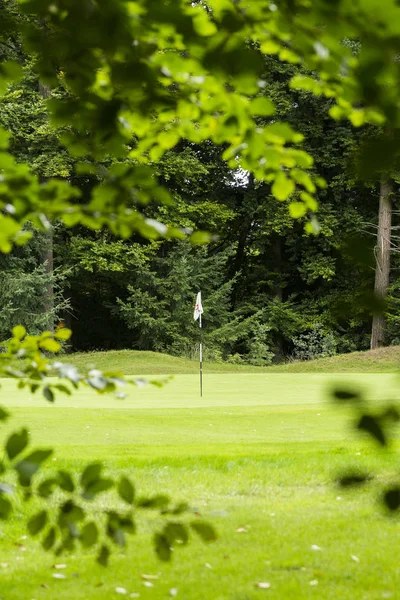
[2,0,400,563]
[0,227,68,338]
[371,178,393,348]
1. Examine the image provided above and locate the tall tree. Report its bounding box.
[38,61,54,331]
[371,178,393,348]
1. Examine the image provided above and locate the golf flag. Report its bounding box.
[194,291,203,321]
[194,291,203,397]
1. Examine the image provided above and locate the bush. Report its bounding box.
[245,322,275,366]
[226,352,244,364]
[292,323,337,361]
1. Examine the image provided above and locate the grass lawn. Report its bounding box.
[1,364,400,599]
[66,346,400,374]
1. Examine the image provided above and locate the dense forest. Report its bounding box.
[1,7,398,363]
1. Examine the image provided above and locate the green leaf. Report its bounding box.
[109,527,125,548]
[120,517,136,534]
[260,39,280,54]
[15,449,53,487]
[82,478,113,500]
[6,428,29,460]
[249,97,275,117]
[12,325,26,340]
[158,130,180,150]
[81,522,99,548]
[164,522,189,546]
[0,407,9,422]
[39,338,61,353]
[54,328,72,341]
[300,192,318,212]
[329,105,346,120]
[38,478,57,498]
[357,414,386,446]
[289,202,307,219]
[106,512,127,547]
[190,521,217,542]
[290,169,316,193]
[118,477,135,505]
[315,176,327,189]
[192,13,218,36]
[272,172,295,201]
[97,544,110,567]
[332,389,361,402]
[137,494,170,509]
[28,510,48,535]
[59,500,85,524]
[290,74,321,94]
[80,463,102,488]
[58,471,75,493]
[279,48,300,63]
[53,384,72,396]
[382,406,400,423]
[57,532,76,554]
[266,122,301,143]
[42,526,56,550]
[338,473,371,487]
[43,386,54,403]
[384,488,400,511]
[349,110,365,127]
[0,496,12,520]
[189,231,212,245]
[171,502,189,515]
[154,532,171,561]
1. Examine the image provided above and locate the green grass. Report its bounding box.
[1,365,400,599]
[66,345,400,375]
[67,349,271,374]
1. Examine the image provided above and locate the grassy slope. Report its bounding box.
[67,346,400,375]
[1,371,400,599]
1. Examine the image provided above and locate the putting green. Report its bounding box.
[2,372,399,408]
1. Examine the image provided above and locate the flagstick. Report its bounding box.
[199,312,203,397]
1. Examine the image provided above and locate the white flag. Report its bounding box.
[194,291,203,321]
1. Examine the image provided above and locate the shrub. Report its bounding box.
[292,323,337,361]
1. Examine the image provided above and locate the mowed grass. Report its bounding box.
[1,364,400,598]
[67,345,400,374]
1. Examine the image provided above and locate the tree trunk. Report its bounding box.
[39,80,51,99]
[370,178,393,349]
[39,70,54,331]
[271,235,285,361]
[40,229,54,331]
[231,174,255,308]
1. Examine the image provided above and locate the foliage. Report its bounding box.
[332,386,400,513]
[238,321,275,367]
[0,228,68,338]
[385,280,400,345]
[292,323,337,362]
[116,242,248,359]
[0,1,394,362]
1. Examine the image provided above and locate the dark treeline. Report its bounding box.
[1,38,398,363]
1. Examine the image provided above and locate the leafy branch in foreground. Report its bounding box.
[331,386,400,511]
[0,325,168,399]
[0,326,216,564]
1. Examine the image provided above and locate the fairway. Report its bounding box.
[1,372,400,599]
